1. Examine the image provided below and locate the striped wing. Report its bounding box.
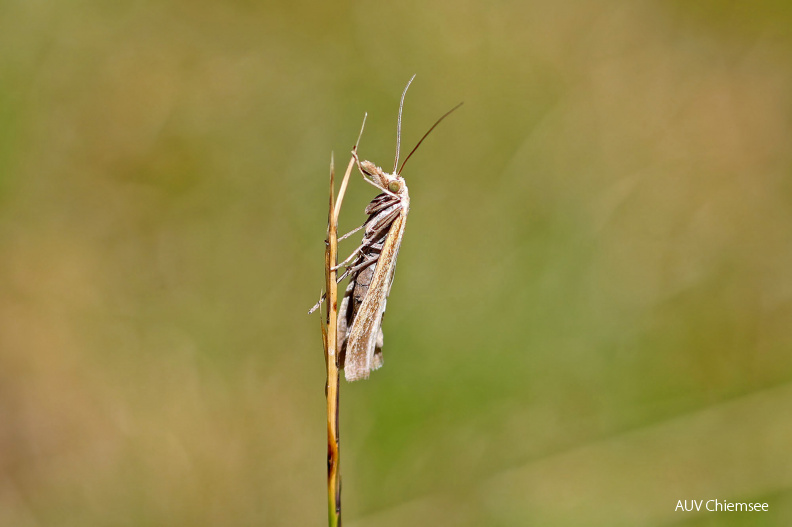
[343,211,407,381]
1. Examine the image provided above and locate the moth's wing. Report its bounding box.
[337,280,355,367]
[371,322,385,371]
[365,291,386,372]
[343,213,406,381]
[371,226,403,372]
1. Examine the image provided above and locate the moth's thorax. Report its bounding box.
[360,160,409,198]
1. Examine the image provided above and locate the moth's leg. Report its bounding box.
[363,175,391,195]
[338,224,364,242]
[332,245,363,271]
[365,240,385,254]
[309,248,373,310]
[336,247,377,282]
[351,148,366,177]
[335,267,351,284]
[308,291,326,314]
[333,214,382,271]
[360,172,394,196]
[309,245,371,311]
[351,149,397,198]
[333,211,392,272]
[345,253,379,275]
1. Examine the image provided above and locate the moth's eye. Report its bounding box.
[388,181,400,193]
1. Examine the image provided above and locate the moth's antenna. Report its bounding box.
[398,102,463,175]
[394,74,416,173]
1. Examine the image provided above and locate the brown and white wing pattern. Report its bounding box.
[342,212,407,381]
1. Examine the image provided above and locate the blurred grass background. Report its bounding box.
[1,1,792,525]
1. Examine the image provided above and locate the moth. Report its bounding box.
[311,76,461,381]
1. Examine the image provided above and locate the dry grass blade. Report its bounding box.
[323,151,356,527]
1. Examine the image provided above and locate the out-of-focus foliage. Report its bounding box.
[1,1,791,525]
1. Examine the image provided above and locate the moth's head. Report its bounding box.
[360,160,407,196]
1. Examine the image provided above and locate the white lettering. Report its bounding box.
[680,499,769,512]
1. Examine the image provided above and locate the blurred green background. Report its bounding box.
[2,1,792,525]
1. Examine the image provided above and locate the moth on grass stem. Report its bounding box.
[311,75,462,381]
